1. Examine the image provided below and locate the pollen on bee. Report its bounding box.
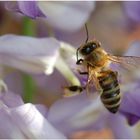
[63,86,83,97]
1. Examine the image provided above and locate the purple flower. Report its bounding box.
[123,1,140,23]
[118,41,140,126]
[5,1,95,32]
[0,33,81,138]
[5,1,45,18]
[107,113,135,139]
[0,90,65,138]
[120,89,140,126]
[0,34,81,97]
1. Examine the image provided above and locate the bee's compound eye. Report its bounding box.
[80,43,97,55]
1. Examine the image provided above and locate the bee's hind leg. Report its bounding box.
[86,71,102,98]
[63,85,86,97]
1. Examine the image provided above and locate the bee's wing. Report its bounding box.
[107,54,140,82]
[108,54,140,70]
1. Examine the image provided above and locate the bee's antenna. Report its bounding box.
[85,24,89,43]
[76,24,89,63]
[76,47,80,62]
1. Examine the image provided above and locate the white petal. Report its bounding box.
[55,41,81,85]
[0,35,60,74]
[38,1,95,32]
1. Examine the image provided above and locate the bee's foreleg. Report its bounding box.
[79,72,88,75]
[76,59,84,65]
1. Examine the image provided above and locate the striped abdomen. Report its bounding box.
[98,70,121,113]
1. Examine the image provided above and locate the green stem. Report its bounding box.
[23,75,36,103]
[22,17,36,36]
[22,17,36,103]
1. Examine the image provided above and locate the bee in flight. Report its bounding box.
[64,25,140,114]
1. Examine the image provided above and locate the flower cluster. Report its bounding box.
[5,1,94,32]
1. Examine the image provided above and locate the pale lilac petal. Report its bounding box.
[10,103,66,138]
[108,114,135,139]
[18,1,45,18]
[124,41,140,56]
[38,1,95,32]
[33,69,66,94]
[0,35,58,56]
[4,71,24,96]
[5,1,45,18]
[0,91,24,108]
[115,41,140,126]
[6,1,95,31]
[47,93,104,136]
[0,34,60,74]
[123,1,140,23]
[119,88,140,125]
[0,108,25,138]
[0,100,65,138]
[48,94,91,124]
[5,1,19,12]
[35,104,48,118]
[0,91,65,138]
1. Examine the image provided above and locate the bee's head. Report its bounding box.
[79,41,101,56]
[76,24,102,63]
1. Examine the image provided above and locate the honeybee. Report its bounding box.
[64,25,140,114]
